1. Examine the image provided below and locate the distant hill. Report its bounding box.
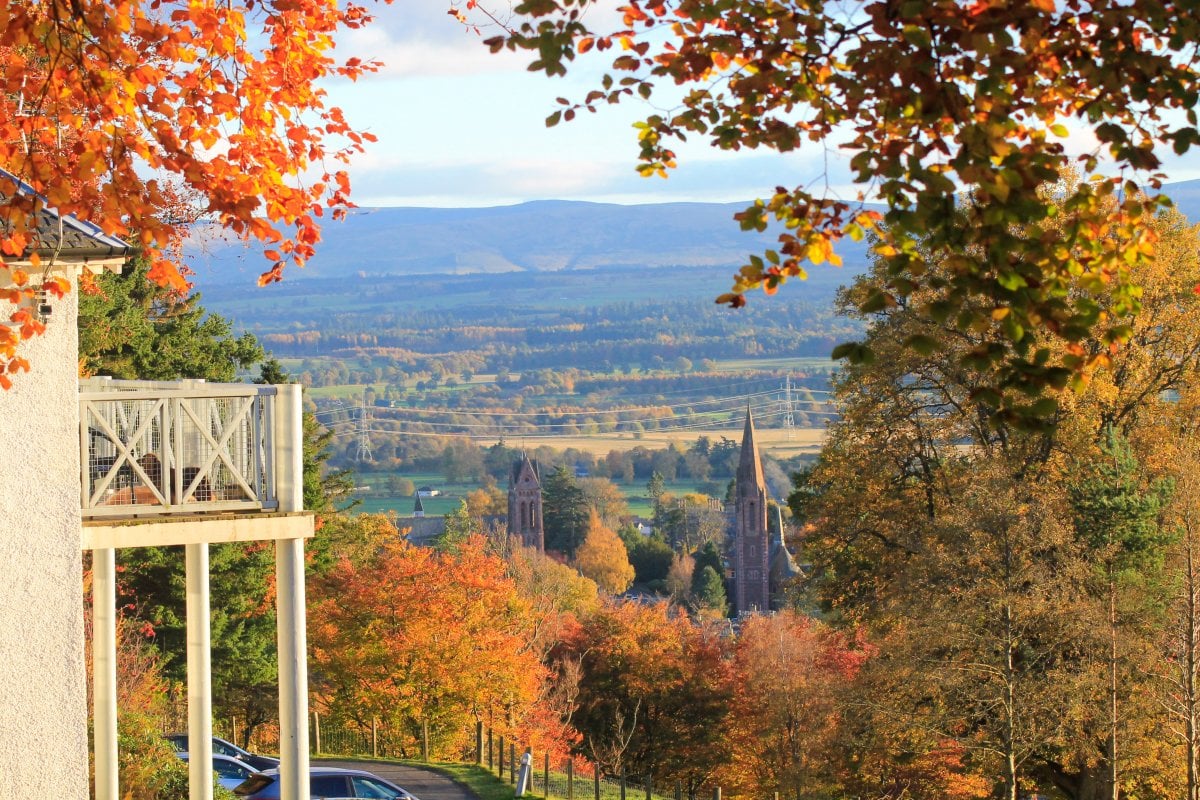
[187,179,1200,291]
[186,199,876,295]
[1163,178,1200,222]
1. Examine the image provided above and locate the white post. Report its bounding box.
[93,548,119,800]
[186,543,213,800]
[275,383,310,800]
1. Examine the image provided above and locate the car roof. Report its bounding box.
[178,753,255,764]
[257,767,383,777]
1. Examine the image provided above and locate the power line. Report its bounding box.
[325,403,835,441]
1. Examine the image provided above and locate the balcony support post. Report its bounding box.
[274,383,310,800]
[186,542,213,800]
[93,547,119,800]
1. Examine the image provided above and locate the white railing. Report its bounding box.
[80,378,296,519]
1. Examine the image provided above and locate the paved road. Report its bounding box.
[314,759,479,800]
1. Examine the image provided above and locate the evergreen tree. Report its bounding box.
[79,260,263,381]
[543,465,590,558]
[693,566,728,616]
[432,501,476,553]
[647,471,666,503]
[691,541,725,597]
[1070,427,1175,800]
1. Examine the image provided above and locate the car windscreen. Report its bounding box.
[233,775,275,796]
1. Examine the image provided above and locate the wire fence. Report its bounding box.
[177,715,726,800]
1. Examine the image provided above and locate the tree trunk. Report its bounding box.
[1003,599,1019,800]
[1109,578,1119,800]
[1184,525,1199,800]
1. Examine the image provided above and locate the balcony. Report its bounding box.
[80,376,314,800]
[79,377,312,549]
[81,376,288,519]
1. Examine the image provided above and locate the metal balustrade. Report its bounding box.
[80,377,282,519]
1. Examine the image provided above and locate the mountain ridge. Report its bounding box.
[185,179,1200,289]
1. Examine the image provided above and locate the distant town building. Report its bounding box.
[507,453,545,552]
[412,491,425,518]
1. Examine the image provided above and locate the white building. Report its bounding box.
[0,176,314,800]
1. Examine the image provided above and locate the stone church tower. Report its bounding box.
[733,407,770,614]
[507,453,545,552]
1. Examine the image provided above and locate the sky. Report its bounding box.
[325,0,1200,209]
[324,0,866,207]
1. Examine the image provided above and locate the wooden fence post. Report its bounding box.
[674,782,681,800]
[510,743,517,784]
[712,788,721,800]
[499,736,505,777]
[567,759,574,800]
[372,717,378,759]
[645,772,652,800]
[488,729,494,771]
[476,720,484,765]
[421,719,430,763]
[544,752,550,796]
[594,768,600,800]
[313,711,321,755]
[620,771,626,800]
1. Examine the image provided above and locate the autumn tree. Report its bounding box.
[721,612,871,800]
[310,529,552,756]
[1160,439,1200,800]
[575,511,635,595]
[560,602,732,790]
[665,552,694,605]
[1,0,383,385]
[578,477,631,530]
[788,209,1200,795]
[488,0,1200,423]
[83,577,188,800]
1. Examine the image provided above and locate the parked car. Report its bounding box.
[178,753,261,790]
[165,734,280,772]
[233,766,419,800]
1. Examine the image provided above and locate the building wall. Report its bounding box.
[0,281,89,799]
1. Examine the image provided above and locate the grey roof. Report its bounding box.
[0,169,129,259]
[413,492,425,514]
[401,516,446,546]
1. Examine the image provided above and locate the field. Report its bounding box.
[474,425,827,461]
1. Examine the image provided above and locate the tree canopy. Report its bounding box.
[489,0,1200,423]
[0,0,380,384]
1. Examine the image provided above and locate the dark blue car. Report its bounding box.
[233,767,418,800]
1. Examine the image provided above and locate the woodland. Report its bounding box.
[10,0,1200,799]
[81,192,1200,800]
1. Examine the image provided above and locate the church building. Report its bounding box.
[507,453,545,551]
[727,406,802,614]
[731,407,771,613]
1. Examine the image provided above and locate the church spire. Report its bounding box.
[738,404,765,489]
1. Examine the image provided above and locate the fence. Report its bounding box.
[187,715,740,800]
[80,377,282,518]
[308,718,721,800]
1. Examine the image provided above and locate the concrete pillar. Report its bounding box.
[277,537,310,800]
[275,382,310,800]
[93,548,119,800]
[186,543,213,800]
